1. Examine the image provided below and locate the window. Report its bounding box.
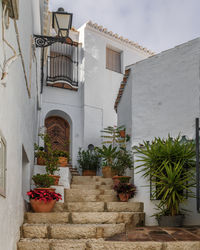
[0,132,6,197]
[106,47,121,73]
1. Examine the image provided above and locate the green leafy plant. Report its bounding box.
[77,148,101,171]
[97,145,118,166]
[134,135,196,217]
[111,147,133,176]
[101,125,125,147]
[54,150,69,158]
[32,174,55,188]
[39,133,59,175]
[114,182,136,198]
[34,144,45,158]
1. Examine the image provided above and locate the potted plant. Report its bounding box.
[97,145,117,178]
[114,182,136,202]
[34,144,46,165]
[112,147,133,184]
[54,150,69,167]
[77,148,101,176]
[135,135,196,226]
[101,125,125,147]
[27,189,62,212]
[39,133,60,185]
[32,174,55,192]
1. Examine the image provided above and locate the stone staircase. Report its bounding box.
[18,176,145,250]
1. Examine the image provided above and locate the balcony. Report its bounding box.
[46,42,78,90]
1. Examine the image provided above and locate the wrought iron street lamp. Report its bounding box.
[34,8,73,48]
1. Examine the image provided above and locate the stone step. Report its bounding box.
[25,212,69,224]
[65,189,115,197]
[72,176,113,185]
[107,202,144,212]
[66,202,105,212]
[71,212,144,226]
[65,190,117,202]
[24,212,144,226]
[71,184,113,190]
[17,238,200,250]
[22,223,125,239]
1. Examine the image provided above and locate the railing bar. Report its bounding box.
[196,117,200,212]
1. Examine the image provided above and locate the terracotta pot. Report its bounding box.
[119,130,125,138]
[49,175,60,185]
[37,157,46,165]
[82,170,96,176]
[112,176,131,185]
[119,193,130,202]
[102,166,114,178]
[34,187,56,192]
[58,157,68,167]
[30,199,56,212]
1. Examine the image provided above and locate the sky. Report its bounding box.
[49,0,200,53]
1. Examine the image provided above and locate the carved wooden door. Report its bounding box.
[45,116,70,152]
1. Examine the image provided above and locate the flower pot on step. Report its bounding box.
[34,187,56,192]
[102,166,114,178]
[112,176,131,185]
[158,215,184,227]
[37,157,46,165]
[49,175,60,185]
[118,193,130,202]
[82,170,96,176]
[30,199,56,213]
[58,157,68,167]
[119,130,126,138]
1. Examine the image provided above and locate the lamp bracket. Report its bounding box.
[34,35,67,48]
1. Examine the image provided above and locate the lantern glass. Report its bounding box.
[53,11,72,37]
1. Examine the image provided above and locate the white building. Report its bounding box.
[116,37,200,225]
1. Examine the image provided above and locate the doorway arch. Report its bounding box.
[45,116,70,153]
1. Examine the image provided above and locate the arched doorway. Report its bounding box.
[45,116,70,153]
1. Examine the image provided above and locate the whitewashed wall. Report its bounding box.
[78,23,151,149]
[0,0,40,249]
[118,38,200,225]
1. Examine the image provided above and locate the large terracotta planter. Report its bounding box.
[102,166,114,178]
[49,175,60,185]
[119,193,130,202]
[34,187,56,192]
[58,157,68,167]
[82,170,96,176]
[30,199,56,213]
[37,157,46,165]
[112,176,131,185]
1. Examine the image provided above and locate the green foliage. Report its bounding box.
[32,174,55,188]
[38,133,59,175]
[101,125,125,147]
[54,150,69,158]
[77,148,101,171]
[34,144,45,158]
[97,145,118,166]
[114,182,136,198]
[134,135,196,217]
[111,147,133,176]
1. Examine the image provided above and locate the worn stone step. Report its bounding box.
[72,176,113,185]
[71,212,145,226]
[71,184,113,190]
[65,190,117,202]
[22,223,125,239]
[17,238,200,250]
[25,212,69,224]
[66,202,105,212]
[17,239,87,250]
[107,202,144,212]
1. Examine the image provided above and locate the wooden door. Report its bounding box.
[45,116,70,152]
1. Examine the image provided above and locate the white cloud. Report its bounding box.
[49,0,200,52]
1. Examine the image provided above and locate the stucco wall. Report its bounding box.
[79,23,150,148]
[0,0,40,249]
[118,38,200,225]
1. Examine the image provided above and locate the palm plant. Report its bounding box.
[97,145,118,166]
[134,135,196,217]
[101,125,125,147]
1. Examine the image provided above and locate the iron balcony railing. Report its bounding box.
[46,42,78,88]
